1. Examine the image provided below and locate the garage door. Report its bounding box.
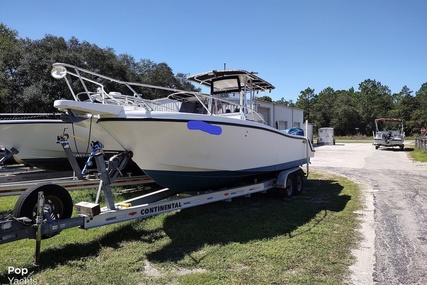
[258,107,270,125]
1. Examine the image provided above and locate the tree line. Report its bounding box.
[293,82,427,136]
[0,24,199,114]
[1,24,426,136]
[261,76,426,136]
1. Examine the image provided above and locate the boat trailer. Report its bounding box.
[0,135,307,265]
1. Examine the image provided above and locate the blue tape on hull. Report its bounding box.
[187,121,222,135]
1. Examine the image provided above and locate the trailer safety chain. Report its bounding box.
[1,214,29,226]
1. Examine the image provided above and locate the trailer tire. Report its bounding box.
[293,170,304,195]
[13,183,73,223]
[284,174,294,198]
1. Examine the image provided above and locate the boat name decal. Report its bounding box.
[140,202,182,215]
[187,121,222,135]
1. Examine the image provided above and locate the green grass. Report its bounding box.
[397,140,427,162]
[409,147,427,162]
[0,171,363,285]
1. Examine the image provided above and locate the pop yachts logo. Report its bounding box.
[6,267,37,284]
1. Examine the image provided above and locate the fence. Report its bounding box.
[415,137,427,152]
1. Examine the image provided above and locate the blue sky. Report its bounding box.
[1,0,426,102]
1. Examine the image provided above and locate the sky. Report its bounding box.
[1,0,426,102]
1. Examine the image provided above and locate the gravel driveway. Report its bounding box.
[310,142,427,285]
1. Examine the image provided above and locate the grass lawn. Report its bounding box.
[409,147,427,162]
[0,171,362,285]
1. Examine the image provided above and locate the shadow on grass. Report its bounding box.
[0,177,349,280]
[148,177,349,262]
[377,147,414,152]
[0,224,164,283]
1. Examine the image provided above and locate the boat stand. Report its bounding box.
[0,147,19,166]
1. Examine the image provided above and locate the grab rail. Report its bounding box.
[51,63,267,124]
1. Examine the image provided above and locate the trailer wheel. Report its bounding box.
[293,170,304,195]
[284,175,294,197]
[13,183,73,223]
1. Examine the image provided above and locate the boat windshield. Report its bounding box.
[211,76,242,94]
[156,92,265,123]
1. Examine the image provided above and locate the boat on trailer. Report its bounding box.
[0,65,317,262]
[53,63,315,192]
[372,118,405,150]
[0,140,300,264]
[0,113,127,171]
[0,113,93,169]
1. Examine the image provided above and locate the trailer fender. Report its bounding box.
[275,167,301,197]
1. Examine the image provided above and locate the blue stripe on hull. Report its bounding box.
[144,159,307,192]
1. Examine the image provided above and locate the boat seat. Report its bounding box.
[179,101,207,114]
[179,102,197,113]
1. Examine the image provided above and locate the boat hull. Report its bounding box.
[98,114,313,191]
[373,138,404,149]
[0,119,124,170]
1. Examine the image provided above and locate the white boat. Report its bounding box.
[373,118,405,150]
[0,113,125,170]
[53,63,314,191]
